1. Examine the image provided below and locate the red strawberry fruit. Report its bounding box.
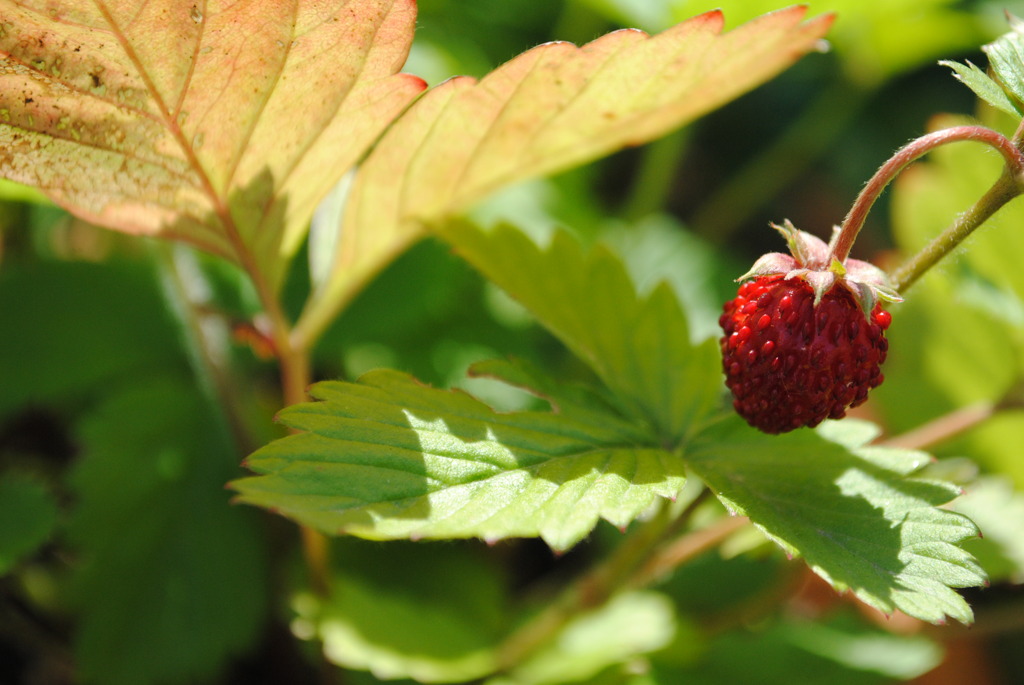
[719,221,900,434]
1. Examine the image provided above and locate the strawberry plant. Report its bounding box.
[3,2,1024,684]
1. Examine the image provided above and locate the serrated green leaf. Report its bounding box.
[442,221,721,444]
[233,369,680,551]
[686,416,985,625]
[299,541,506,682]
[983,19,1024,113]
[0,472,58,575]
[940,59,1023,117]
[69,376,268,685]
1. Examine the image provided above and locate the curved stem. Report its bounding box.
[881,403,997,451]
[830,126,1024,264]
[890,170,1022,292]
[882,378,1024,450]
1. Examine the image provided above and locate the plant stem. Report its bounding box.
[890,169,1023,292]
[629,514,749,589]
[830,126,1024,265]
[156,245,261,457]
[277,343,332,595]
[882,379,1024,450]
[495,502,676,670]
[495,487,741,671]
[882,403,997,451]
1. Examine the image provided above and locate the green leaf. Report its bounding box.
[488,591,677,685]
[686,416,985,625]
[0,0,425,291]
[0,472,58,575]
[233,368,680,551]
[981,17,1024,113]
[441,222,722,444]
[940,59,1023,117]
[296,6,834,344]
[69,376,268,685]
[298,541,507,682]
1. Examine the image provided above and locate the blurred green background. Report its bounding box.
[3,1,1024,683]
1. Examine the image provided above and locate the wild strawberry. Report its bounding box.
[719,220,900,434]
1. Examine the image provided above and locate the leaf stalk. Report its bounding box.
[829,125,1024,269]
[890,168,1023,292]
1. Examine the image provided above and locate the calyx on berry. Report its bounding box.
[741,219,902,316]
[719,220,902,434]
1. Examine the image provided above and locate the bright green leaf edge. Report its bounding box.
[983,19,1024,113]
[440,220,722,445]
[232,366,680,551]
[687,416,986,625]
[940,59,1023,117]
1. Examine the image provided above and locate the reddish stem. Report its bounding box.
[829,126,1024,264]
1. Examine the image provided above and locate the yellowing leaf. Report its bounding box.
[0,0,425,290]
[295,6,834,345]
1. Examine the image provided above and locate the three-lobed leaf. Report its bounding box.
[237,223,985,624]
[295,6,835,344]
[0,0,424,290]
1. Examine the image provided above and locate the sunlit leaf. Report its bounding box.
[0,0,425,290]
[487,591,677,685]
[442,222,722,444]
[941,59,1022,118]
[296,6,833,343]
[232,368,679,552]
[687,417,985,625]
[980,16,1024,113]
[298,541,507,682]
